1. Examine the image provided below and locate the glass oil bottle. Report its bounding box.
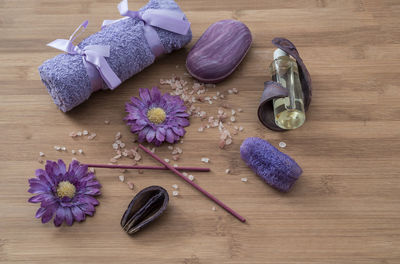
[270,48,306,130]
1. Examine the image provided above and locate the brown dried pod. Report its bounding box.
[120,186,169,235]
[258,38,312,131]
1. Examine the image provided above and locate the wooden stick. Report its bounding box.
[84,163,210,172]
[138,144,246,223]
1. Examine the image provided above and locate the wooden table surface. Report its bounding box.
[1,0,400,263]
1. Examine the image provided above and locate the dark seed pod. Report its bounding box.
[120,186,169,235]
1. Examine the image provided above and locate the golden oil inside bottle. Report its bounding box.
[270,49,306,130]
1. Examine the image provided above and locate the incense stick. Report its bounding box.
[138,144,246,223]
[84,163,210,172]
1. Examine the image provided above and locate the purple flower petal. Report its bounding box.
[41,205,56,223]
[64,207,73,226]
[156,127,166,141]
[146,129,156,143]
[35,207,47,218]
[79,203,95,216]
[54,206,66,227]
[166,128,176,143]
[71,206,85,222]
[172,126,186,137]
[150,87,162,103]
[139,88,151,105]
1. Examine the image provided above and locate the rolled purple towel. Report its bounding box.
[240,137,302,192]
[39,0,192,112]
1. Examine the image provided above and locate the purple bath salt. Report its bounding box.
[38,0,192,112]
[240,137,302,192]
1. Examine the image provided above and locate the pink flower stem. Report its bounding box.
[84,163,210,172]
[138,144,246,223]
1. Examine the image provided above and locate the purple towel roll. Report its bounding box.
[39,0,192,112]
[240,137,302,192]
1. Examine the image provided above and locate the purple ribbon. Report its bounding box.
[47,20,122,91]
[102,0,190,57]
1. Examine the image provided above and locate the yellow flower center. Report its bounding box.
[147,107,166,124]
[56,181,76,198]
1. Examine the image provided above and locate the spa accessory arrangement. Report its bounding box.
[30,0,312,233]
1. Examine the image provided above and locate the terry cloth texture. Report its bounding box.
[240,137,303,192]
[39,0,192,112]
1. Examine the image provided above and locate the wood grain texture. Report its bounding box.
[1,0,400,263]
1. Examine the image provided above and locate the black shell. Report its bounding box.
[258,38,312,131]
[120,186,169,235]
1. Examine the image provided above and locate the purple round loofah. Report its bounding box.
[240,137,302,192]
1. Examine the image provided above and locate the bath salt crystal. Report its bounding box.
[212,96,218,100]
[173,164,178,167]
[118,175,125,182]
[104,120,110,125]
[164,158,170,163]
[54,146,61,151]
[120,143,126,148]
[112,143,119,150]
[220,94,225,99]
[228,89,233,94]
[77,131,82,136]
[237,108,243,112]
[83,130,88,136]
[232,88,238,94]
[88,133,96,140]
[88,168,95,173]
[218,109,224,115]
[172,191,179,197]
[172,155,180,161]
[172,184,178,189]
[61,146,66,151]
[231,109,236,115]
[188,175,194,181]
[201,157,210,163]
[176,147,183,154]
[279,141,287,148]
[198,127,204,132]
[127,182,134,190]
[216,91,220,96]
[225,169,230,174]
[150,147,156,153]
[182,172,188,177]
[72,157,78,161]
[241,177,248,182]
[234,126,239,130]
[239,126,244,132]
[138,169,144,174]
[212,206,216,211]
[168,146,174,150]
[115,132,121,140]
[38,158,44,164]
[180,140,184,144]
[39,152,45,157]
[225,138,232,145]
[69,132,77,137]
[78,149,83,154]
[113,154,122,160]
[110,158,117,163]
[230,116,236,122]
[71,150,76,155]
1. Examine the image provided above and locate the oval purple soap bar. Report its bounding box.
[186,20,252,83]
[240,137,302,192]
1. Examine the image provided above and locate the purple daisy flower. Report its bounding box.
[124,87,190,146]
[28,160,101,227]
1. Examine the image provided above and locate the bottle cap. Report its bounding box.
[273,48,288,60]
